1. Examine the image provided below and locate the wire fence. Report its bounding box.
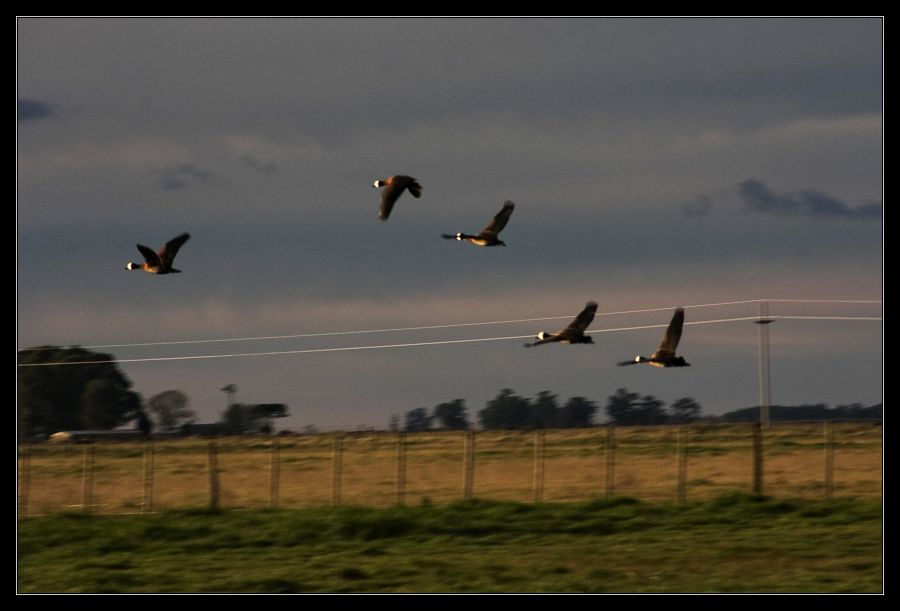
[17,421,881,517]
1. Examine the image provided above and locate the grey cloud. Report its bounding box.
[156,163,212,190]
[682,195,713,218]
[239,154,278,175]
[18,98,55,122]
[739,179,882,220]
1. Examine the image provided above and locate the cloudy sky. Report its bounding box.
[17,18,883,430]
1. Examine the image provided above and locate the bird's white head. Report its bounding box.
[126,262,136,270]
[372,180,384,188]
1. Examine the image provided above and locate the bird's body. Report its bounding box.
[442,201,515,247]
[525,301,598,348]
[126,232,191,275]
[619,307,691,367]
[372,175,422,221]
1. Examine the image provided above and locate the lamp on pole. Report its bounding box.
[754,301,775,428]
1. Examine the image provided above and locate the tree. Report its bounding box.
[528,390,561,429]
[147,390,195,431]
[18,346,143,436]
[81,375,143,430]
[251,403,289,434]
[604,388,641,425]
[560,396,598,428]
[669,397,702,423]
[432,399,470,430]
[404,407,432,432]
[634,394,668,425]
[221,403,253,434]
[478,388,531,430]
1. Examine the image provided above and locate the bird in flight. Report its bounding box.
[618,307,691,367]
[525,301,598,348]
[442,201,515,247]
[372,175,423,221]
[125,232,191,274]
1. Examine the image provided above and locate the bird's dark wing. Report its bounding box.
[379,183,404,221]
[478,201,515,238]
[655,307,684,357]
[136,244,163,267]
[160,233,191,267]
[561,301,598,336]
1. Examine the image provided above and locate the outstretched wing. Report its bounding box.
[478,201,515,238]
[561,301,598,336]
[379,183,405,221]
[160,233,191,267]
[653,307,684,358]
[136,244,163,268]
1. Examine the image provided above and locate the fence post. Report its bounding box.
[824,420,835,501]
[82,444,95,513]
[395,432,407,505]
[532,429,546,502]
[751,422,764,496]
[331,434,344,506]
[18,442,31,519]
[604,425,616,499]
[270,436,280,508]
[207,441,220,510]
[142,442,154,514]
[462,430,475,500]
[676,425,688,504]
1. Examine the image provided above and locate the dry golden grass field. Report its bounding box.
[18,422,881,516]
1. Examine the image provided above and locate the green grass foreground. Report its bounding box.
[18,493,882,593]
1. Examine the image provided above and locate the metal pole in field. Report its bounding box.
[532,429,546,502]
[824,420,835,500]
[207,441,220,510]
[462,430,475,500]
[395,432,407,506]
[82,444,95,513]
[331,434,344,506]
[142,442,155,514]
[676,426,688,504]
[18,442,31,519]
[751,422,764,496]
[754,300,775,428]
[270,436,280,508]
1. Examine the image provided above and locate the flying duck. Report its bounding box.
[525,301,598,348]
[618,307,691,367]
[442,201,515,247]
[125,232,191,274]
[372,175,422,221]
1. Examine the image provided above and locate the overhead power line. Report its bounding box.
[16,298,882,353]
[17,314,881,367]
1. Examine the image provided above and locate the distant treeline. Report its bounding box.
[397,389,882,432]
[714,403,882,423]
